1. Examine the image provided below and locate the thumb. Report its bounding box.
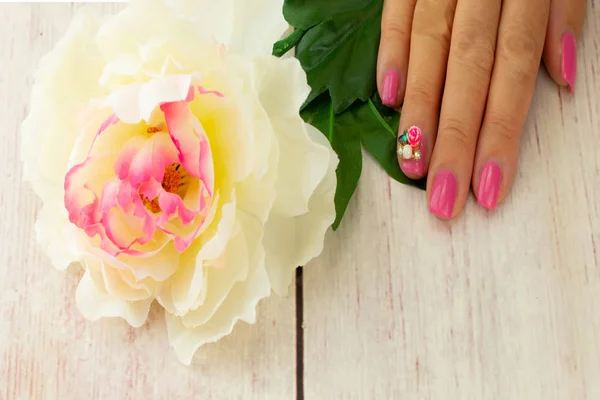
[542,0,587,92]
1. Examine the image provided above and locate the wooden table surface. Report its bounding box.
[1,3,599,400]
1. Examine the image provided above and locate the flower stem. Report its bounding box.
[272,28,307,57]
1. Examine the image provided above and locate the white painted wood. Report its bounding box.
[303,3,600,399]
[0,4,296,399]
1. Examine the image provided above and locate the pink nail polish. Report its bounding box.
[382,70,399,106]
[562,32,577,92]
[477,162,502,210]
[429,170,457,220]
[401,138,426,176]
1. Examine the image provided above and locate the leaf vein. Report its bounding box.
[367,99,395,138]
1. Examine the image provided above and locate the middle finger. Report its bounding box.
[427,0,502,219]
[396,0,457,178]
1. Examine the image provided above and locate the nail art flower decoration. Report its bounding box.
[397,126,422,161]
[407,126,422,147]
[21,0,338,365]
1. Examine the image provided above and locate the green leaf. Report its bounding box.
[355,94,427,190]
[284,0,383,114]
[301,93,362,230]
[283,0,374,30]
[276,0,425,231]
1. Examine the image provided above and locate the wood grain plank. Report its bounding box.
[303,2,600,399]
[0,4,296,399]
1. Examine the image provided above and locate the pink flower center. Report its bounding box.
[64,84,220,256]
[140,162,189,213]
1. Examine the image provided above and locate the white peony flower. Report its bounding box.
[21,0,337,365]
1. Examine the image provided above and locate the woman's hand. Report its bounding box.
[377,0,587,219]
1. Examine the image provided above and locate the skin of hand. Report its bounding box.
[377,0,587,219]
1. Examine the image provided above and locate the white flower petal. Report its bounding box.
[250,57,311,120]
[35,203,89,270]
[177,220,250,327]
[106,74,195,124]
[95,0,221,87]
[76,262,153,328]
[196,199,237,261]
[166,247,269,365]
[290,124,338,265]
[21,7,105,205]
[162,0,288,58]
[235,133,279,223]
[227,57,277,180]
[270,118,331,217]
[247,56,328,217]
[236,176,277,224]
[154,196,239,315]
[101,264,154,302]
[87,241,181,282]
[154,241,209,315]
[189,88,256,184]
[263,124,338,295]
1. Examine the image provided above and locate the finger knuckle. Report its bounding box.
[452,20,496,79]
[500,23,540,60]
[505,61,537,89]
[406,78,437,108]
[413,0,453,53]
[441,117,474,149]
[382,18,410,44]
[412,27,451,56]
[497,24,542,86]
[484,109,519,143]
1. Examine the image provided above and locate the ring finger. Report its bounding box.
[473,0,550,210]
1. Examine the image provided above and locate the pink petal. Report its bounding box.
[157,191,197,226]
[167,213,209,253]
[137,179,163,213]
[117,180,135,209]
[64,157,106,236]
[173,231,199,253]
[171,200,215,253]
[161,101,215,196]
[95,177,158,257]
[64,162,93,226]
[114,134,179,189]
[185,85,195,102]
[79,113,121,159]
[100,178,120,213]
[102,207,141,249]
[90,114,120,150]
[114,137,144,181]
[197,85,224,98]
[159,190,220,253]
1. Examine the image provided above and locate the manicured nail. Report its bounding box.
[562,31,577,92]
[429,170,457,220]
[400,134,425,178]
[477,162,502,210]
[382,70,399,106]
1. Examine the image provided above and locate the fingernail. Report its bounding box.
[382,70,399,106]
[562,31,577,92]
[477,161,502,210]
[429,170,457,220]
[400,136,426,176]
